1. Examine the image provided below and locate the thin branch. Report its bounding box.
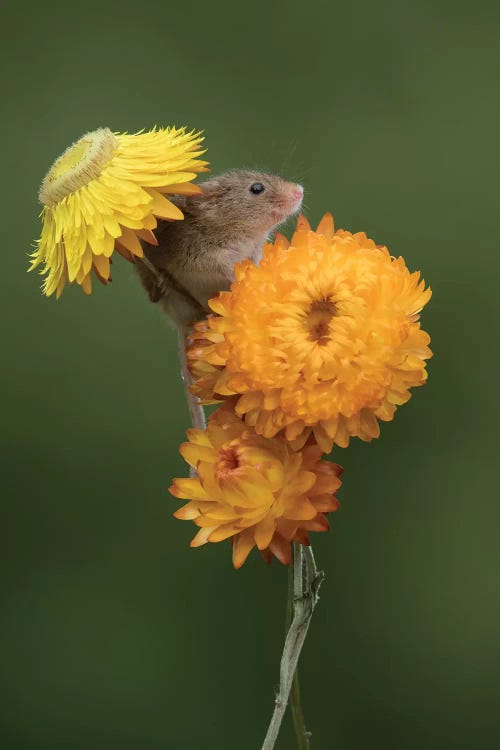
[261,543,323,750]
[290,668,310,750]
[286,545,313,750]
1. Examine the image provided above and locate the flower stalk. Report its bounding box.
[287,545,318,750]
[261,543,323,750]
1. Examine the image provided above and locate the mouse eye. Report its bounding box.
[250,182,265,195]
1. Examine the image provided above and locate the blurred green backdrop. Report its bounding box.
[2,1,500,748]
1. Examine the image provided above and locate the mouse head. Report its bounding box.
[186,170,304,234]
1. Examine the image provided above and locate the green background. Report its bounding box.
[2,1,499,748]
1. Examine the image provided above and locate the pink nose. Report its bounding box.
[292,186,304,200]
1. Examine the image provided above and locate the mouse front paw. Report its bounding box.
[148,269,172,303]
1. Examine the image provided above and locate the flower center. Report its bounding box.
[215,446,241,479]
[305,299,336,344]
[39,128,118,207]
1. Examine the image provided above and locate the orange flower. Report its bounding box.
[188,214,432,452]
[169,407,342,568]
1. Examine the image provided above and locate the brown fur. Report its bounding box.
[136,170,303,327]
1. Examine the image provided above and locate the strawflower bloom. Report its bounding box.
[188,214,432,452]
[31,127,208,297]
[169,406,342,568]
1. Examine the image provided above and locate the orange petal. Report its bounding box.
[260,547,274,564]
[148,189,184,220]
[208,523,239,543]
[157,182,203,196]
[304,514,330,532]
[173,501,200,520]
[114,242,135,263]
[313,423,334,453]
[118,227,144,257]
[316,212,335,239]
[185,428,211,447]
[284,497,317,521]
[93,254,111,281]
[254,515,277,550]
[294,529,310,545]
[190,526,217,548]
[312,494,340,512]
[55,270,67,299]
[179,442,216,468]
[268,533,291,565]
[81,273,92,295]
[232,529,256,569]
[295,215,311,232]
[136,228,159,246]
[273,232,290,250]
[169,478,210,501]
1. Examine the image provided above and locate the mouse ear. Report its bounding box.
[185,179,229,214]
[192,177,229,198]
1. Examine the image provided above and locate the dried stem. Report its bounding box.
[286,549,312,750]
[290,668,310,750]
[261,543,323,750]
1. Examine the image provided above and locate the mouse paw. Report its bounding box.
[149,270,172,303]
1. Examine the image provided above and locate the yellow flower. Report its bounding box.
[169,406,342,568]
[188,214,432,452]
[31,127,208,297]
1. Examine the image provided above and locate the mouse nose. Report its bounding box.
[292,185,304,201]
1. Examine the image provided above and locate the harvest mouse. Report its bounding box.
[136,170,304,328]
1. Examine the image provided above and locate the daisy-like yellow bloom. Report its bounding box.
[31,126,208,297]
[170,406,342,568]
[188,214,432,452]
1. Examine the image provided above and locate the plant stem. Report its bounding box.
[286,547,312,750]
[261,543,323,750]
[290,669,310,750]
